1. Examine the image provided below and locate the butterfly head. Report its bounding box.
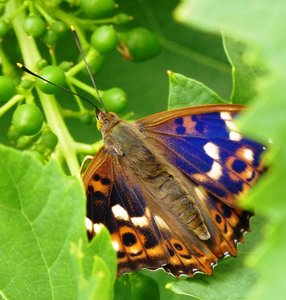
[96,110,120,136]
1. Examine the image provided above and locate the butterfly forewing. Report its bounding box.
[83,104,265,278]
[138,105,265,207]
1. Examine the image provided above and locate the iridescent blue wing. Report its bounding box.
[137,104,266,207]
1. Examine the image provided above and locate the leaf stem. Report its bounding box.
[159,36,230,75]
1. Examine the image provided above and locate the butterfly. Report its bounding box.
[82,104,265,278]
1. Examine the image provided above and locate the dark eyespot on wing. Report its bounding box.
[123,232,137,246]
[92,173,101,181]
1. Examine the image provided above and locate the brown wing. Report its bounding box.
[82,147,252,277]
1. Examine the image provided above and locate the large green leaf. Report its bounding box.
[0,145,85,299]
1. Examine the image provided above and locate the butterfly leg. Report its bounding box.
[80,155,94,174]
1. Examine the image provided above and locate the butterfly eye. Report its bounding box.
[96,118,104,131]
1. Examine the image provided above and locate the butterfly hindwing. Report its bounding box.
[83,148,237,277]
[84,149,171,275]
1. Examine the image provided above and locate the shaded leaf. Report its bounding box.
[167,71,226,110]
[115,273,160,300]
[223,37,265,104]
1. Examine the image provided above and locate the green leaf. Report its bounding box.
[87,225,117,284]
[78,225,117,300]
[71,234,115,300]
[174,0,286,69]
[223,37,265,104]
[167,71,226,110]
[166,218,263,300]
[115,273,160,300]
[0,145,86,300]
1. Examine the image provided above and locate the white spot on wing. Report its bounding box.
[223,251,230,257]
[229,131,242,141]
[85,217,93,232]
[131,216,149,227]
[86,219,103,235]
[93,223,102,234]
[225,120,237,131]
[243,148,254,162]
[207,161,222,180]
[220,112,232,120]
[112,204,129,221]
[112,240,120,251]
[203,142,220,160]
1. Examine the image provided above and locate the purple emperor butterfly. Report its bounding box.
[83,104,265,277]
[16,28,265,278]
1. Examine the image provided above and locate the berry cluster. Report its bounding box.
[0,0,161,173]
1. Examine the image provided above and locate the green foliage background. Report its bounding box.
[0,0,285,299]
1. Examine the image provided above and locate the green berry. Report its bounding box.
[114,13,132,25]
[0,76,16,103]
[43,29,58,47]
[20,79,34,90]
[16,135,33,149]
[23,15,46,37]
[119,27,161,61]
[7,125,20,142]
[50,21,67,35]
[12,104,44,136]
[102,87,127,113]
[36,59,48,70]
[91,26,118,53]
[59,61,73,72]
[36,65,66,94]
[40,131,58,150]
[80,0,115,18]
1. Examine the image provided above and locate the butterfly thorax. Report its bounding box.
[102,115,211,241]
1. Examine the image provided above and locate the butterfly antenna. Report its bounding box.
[71,26,107,113]
[17,63,101,115]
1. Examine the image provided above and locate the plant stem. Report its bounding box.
[74,141,102,155]
[9,0,81,176]
[0,94,24,117]
[68,76,99,100]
